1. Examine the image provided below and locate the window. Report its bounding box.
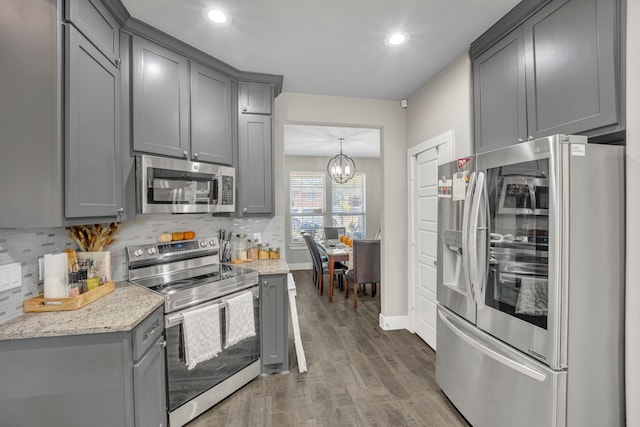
[290,172,325,242]
[331,173,366,239]
[289,171,367,243]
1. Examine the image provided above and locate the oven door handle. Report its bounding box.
[165,287,259,328]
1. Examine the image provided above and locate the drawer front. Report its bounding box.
[132,307,164,360]
[65,0,120,65]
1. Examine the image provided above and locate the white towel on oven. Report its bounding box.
[182,304,221,370]
[226,291,255,347]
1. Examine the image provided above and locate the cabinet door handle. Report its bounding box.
[159,340,167,348]
[183,150,188,158]
[243,207,248,213]
[518,138,525,143]
[117,207,124,213]
[242,106,248,112]
[193,152,199,159]
[114,58,121,68]
[528,135,534,140]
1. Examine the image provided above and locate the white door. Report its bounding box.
[412,146,443,349]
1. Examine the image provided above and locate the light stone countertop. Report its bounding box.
[0,281,164,341]
[233,258,290,275]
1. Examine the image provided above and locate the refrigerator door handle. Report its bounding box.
[468,172,485,308]
[478,174,490,307]
[438,309,547,382]
[461,171,476,300]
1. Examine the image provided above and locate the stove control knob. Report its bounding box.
[200,241,207,248]
[147,247,156,255]
[134,249,143,257]
[209,240,216,247]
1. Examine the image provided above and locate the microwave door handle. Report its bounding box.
[211,177,219,205]
[528,183,537,211]
[462,171,476,301]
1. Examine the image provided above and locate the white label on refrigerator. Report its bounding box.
[452,171,467,201]
[571,144,586,156]
[438,179,452,198]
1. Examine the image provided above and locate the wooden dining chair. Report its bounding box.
[345,239,381,309]
[303,233,346,297]
[323,227,345,240]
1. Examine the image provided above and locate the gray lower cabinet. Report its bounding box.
[190,62,234,165]
[65,25,123,218]
[0,307,166,427]
[260,274,289,373]
[473,27,527,153]
[132,36,190,159]
[472,0,622,153]
[238,103,273,215]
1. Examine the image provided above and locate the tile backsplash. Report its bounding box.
[0,214,284,324]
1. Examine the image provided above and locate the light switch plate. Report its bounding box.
[0,262,21,293]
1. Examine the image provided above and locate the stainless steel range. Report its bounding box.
[127,237,260,427]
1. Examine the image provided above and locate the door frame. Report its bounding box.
[407,130,454,334]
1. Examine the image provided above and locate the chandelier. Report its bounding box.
[327,138,356,184]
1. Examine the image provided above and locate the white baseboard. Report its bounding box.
[287,262,313,271]
[379,313,409,331]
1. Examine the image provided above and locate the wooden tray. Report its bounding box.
[23,280,115,312]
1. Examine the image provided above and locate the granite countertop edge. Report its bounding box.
[231,258,291,275]
[0,281,164,341]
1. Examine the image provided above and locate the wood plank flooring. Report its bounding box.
[186,270,470,427]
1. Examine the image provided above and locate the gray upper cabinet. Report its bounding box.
[65,26,122,218]
[473,27,527,153]
[523,0,619,138]
[190,62,234,165]
[65,0,120,66]
[132,36,190,159]
[239,82,272,115]
[472,0,622,153]
[238,112,273,215]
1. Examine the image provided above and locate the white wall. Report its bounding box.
[406,52,474,157]
[283,156,382,267]
[274,93,407,321]
[626,0,639,424]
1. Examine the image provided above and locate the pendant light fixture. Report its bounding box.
[327,138,356,184]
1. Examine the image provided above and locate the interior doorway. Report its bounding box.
[407,130,454,349]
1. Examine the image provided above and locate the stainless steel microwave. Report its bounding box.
[137,155,235,214]
[497,176,549,216]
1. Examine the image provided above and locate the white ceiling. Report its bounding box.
[284,124,380,158]
[121,0,520,100]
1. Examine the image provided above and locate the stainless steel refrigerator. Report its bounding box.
[435,134,625,427]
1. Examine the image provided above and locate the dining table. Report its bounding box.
[317,240,350,303]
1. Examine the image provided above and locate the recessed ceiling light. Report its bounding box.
[203,7,231,25]
[385,32,409,47]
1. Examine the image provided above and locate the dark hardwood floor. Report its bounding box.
[187,270,469,427]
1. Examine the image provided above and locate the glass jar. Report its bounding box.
[233,233,248,260]
[248,239,259,260]
[269,247,280,259]
[258,243,270,260]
